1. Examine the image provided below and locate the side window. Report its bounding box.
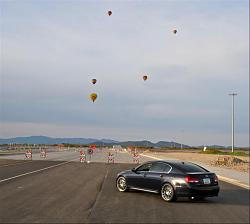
[150,162,171,173]
[137,163,152,172]
[170,166,182,174]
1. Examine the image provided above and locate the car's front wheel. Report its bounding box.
[161,183,176,202]
[116,176,127,192]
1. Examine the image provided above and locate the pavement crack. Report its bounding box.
[86,165,110,222]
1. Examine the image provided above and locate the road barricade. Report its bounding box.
[40,148,47,158]
[133,152,139,164]
[107,152,114,164]
[87,148,93,163]
[80,150,86,163]
[25,150,32,160]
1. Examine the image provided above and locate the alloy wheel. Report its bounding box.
[117,176,127,192]
[161,183,176,202]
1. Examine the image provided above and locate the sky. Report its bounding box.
[0,0,249,146]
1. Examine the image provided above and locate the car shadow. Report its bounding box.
[126,188,249,206]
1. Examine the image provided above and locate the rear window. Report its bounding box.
[175,162,208,173]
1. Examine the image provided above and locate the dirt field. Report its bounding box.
[147,152,250,173]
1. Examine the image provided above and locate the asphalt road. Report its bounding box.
[0,148,150,164]
[0,157,249,223]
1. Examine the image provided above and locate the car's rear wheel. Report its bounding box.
[116,176,127,192]
[161,183,176,202]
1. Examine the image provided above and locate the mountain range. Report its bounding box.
[0,136,190,148]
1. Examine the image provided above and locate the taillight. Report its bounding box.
[185,176,199,183]
[214,175,218,182]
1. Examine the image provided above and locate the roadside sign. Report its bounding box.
[88,148,93,155]
[89,145,96,150]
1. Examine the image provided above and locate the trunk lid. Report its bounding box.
[186,172,218,186]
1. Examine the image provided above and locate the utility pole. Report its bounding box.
[229,93,237,153]
[180,129,184,150]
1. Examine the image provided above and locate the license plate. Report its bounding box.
[203,178,211,184]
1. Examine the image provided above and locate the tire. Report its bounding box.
[161,183,176,202]
[116,176,127,192]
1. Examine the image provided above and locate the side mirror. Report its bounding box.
[132,168,136,172]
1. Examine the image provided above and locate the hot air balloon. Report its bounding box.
[89,93,97,102]
[173,29,177,34]
[108,10,112,16]
[91,79,97,84]
[143,75,148,81]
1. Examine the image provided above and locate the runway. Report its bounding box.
[0,148,150,164]
[0,150,249,223]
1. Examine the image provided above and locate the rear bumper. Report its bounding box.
[175,185,220,197]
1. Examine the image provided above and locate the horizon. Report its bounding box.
[0,135,249,147]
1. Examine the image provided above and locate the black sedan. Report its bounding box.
[116,160,220,202]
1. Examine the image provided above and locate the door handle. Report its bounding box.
[160,174,163,178]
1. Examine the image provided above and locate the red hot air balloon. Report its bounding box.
[108,10,112,16]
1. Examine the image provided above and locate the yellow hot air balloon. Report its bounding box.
[143,75,148,81]
[89,93,97,102]
[91,78,97,84]
[173,29,177,34]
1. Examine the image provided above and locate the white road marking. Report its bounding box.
[0,158,78,183]
[140,154,162,161]
[217,175,250,190]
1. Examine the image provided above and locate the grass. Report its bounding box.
[159,147,194,150]
[200,149,248,157]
